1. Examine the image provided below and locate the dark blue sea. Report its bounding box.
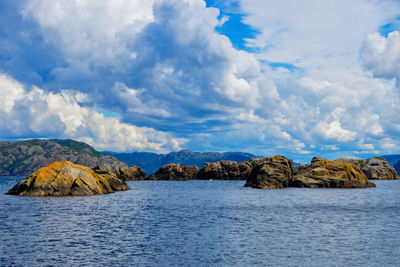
[1,176,400,266]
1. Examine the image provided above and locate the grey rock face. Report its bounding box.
[339,157,398,180]
[0,139,126,176]
[112,166,146,181]
[93,164,146,181]
[147,164,199,180]
[362,157,399,180]
[197,160,253,180]
[244,156,294,189]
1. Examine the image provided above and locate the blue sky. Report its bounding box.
[0,0,400,163]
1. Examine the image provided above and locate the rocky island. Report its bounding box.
[93,164,147,181]
[197,160,253,180]
[7,161,130,196]
[147,163,199,180]
[244,156,376,189]
[145,155,396,189]
[292,157,375,188]
[104,149,256,174]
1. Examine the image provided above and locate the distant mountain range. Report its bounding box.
[103,149,257,174]
[1,138,399,177]
[0,139,126,176]
[382,155,400,174]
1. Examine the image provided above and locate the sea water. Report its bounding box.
[1,176,399,266]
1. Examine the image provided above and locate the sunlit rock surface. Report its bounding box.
[292,157,376,188]
[339,157,399,180]
[7,161,130,196]
[245,156,294,189]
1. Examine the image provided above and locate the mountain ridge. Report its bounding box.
[1,138,399,176]
[0,139,126,176]
[381,155,400,174]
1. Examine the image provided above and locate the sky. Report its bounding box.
[0,0,400,162]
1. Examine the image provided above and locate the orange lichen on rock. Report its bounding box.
[6,161,130,196]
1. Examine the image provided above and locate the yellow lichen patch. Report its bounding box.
[292,157,374,188]
[7,161,130,196]
[30,161,71,184]
[267,155,286,163]
[333,160,369,182]
[311,158,367,181]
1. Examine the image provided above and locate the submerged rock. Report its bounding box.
[292,157,375,188]
[147,164,199,180]
[340,157,399,180]
[93,164,146,181]
[197,160,253,180]
[7,161,130,196]
[244,156,294,189]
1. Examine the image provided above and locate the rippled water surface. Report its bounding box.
[1,176,400,266]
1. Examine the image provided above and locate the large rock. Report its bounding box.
[197,160,253,180]
[292,157,375,188]
[341,157,399,180]
[6,161,130,196]
[93,164,146,181]
[244,156,294,189]
[147,164,199,180]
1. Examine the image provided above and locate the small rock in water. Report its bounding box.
[147,163,199,180]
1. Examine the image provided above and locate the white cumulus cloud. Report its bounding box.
[0,74,183,152]
[1,0,400,159]
[362,31,400,87]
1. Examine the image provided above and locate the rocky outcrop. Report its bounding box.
[197,160,253,180]
[104,149,256,175]
[340,157,398,180]
[337,158,368,169]
[244,156,294,189]
[0,139,127,176]
[362,157,399,180]
[110,166,146,181]
[292,157,375,188]
[147,164,199,180]
[6,161,130,196]
[93,164,146,181]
